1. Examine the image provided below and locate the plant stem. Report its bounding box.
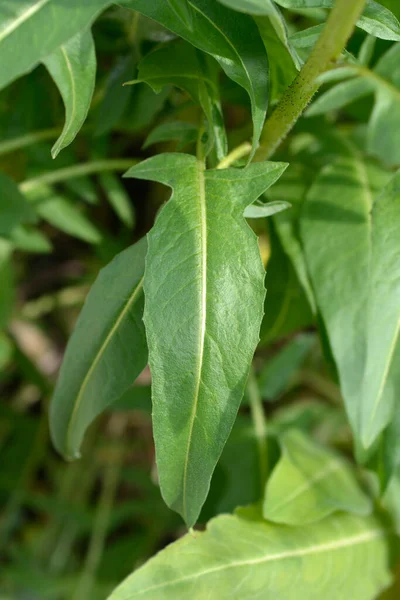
[217,142,252,169]
[0,128,61,157]
[255,0,367,161]
[247,367,268,492]
[19,159,138,194]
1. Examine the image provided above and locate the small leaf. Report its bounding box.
[121,0,269,158]
[108,510,391,600]
[129,40,227,160]
[306,77,374,117]
[125,154,287,526]
[50,237,148,458]
[0,172,36,237]
[0,0,111,91]
[244,200,290,219]
[264,429,372,525]
[0,239,14,329]
[43,30,96,158]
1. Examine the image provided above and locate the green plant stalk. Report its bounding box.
[0,128,61,156]
[255,0,367,161]
[247,367,268,492]
[217,141,252,169]
[19,159,139,194]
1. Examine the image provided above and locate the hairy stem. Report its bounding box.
[19,159,138,194]
[247,367,268,491]
[255,0,367,161]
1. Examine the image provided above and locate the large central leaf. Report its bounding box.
[108,509,391,599]
[125,155,287,526]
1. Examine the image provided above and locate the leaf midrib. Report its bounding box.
[65,275,144,456]
[0,0,51,42]
[182,159,207,522]
[126,525,387,597]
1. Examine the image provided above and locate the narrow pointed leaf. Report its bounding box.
[0,0,111,91]
[43,30,96,158]
[120,0,269,158]
[50,238,148,459]
[125,154,287,526]
[361,171,400,446]
[300,157,396,449]
[264,429,372,525]
[167,0,194,30]
[108,510,391,600]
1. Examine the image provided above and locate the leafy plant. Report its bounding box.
[2,0,400,598]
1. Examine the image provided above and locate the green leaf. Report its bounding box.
[0,172,36,237]
[28,186,102,244]
[9,225,52,253]
[264,429,372,525]
[125,154,287,526]
[129,40,227,161]
[50,237,148,458]
[244,199,291,219]
[167,0,194,30]
[98,172,135,228]
[258,333,315,401]
[43,29,96,159]
[121,0,269,158]
[143,121,198,150]
[108,510,392,600]
[0,0,111,91]
[300,157,397,449]
[0,332,13,371]
[306,77,375,117]
[273,0,400,41]
[360,171,400,447]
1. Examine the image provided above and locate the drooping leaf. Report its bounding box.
[125,154,287,526]
[50,237,148,458]
[244,199,290,219]
[121,0,269,157]
[0,0,111,91]
[273,0,400,41]
[129,40,227,161]
[258,333,315,401]
[300,157,399,450]
[9,225,52,253]
[108,509,391,600]
[263,429,372,525]
[42,29,96,159]
[0,172,36,237]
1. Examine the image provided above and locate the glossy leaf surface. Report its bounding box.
[108,509,391,600]
[50,237,148,458]
[125,154,287,526]
[43,29,96,158]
